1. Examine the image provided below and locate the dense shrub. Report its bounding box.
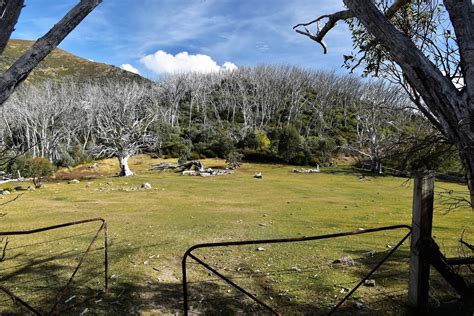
[241,130,271,151]
[55,145,92,168]
[278,125,303,163]
[226,151,244,168]
[8,156,55,178]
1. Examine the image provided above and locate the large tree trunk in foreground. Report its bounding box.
[118,155,134,177]
[343,0,474,206]
[461,145,474,205]
[0,0,102,105]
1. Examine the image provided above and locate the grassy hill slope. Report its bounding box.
[0,39,145,83]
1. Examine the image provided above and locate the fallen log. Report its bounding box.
[150,160,205,172]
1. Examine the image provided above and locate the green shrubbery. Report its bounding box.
[8,156,55,178]
[150,124,332,166]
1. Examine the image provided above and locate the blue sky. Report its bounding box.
[13,0,353,79]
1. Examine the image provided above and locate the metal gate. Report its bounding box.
[182,224,411,315]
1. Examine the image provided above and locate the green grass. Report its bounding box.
[0,155,472,314]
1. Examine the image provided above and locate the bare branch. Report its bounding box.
[294,10,352,54]
[0,0,102,105]
[294,0,413,54]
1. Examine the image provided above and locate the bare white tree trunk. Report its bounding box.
[118,155,133,177]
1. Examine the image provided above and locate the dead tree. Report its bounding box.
[92,81,159,177]
[295,0,474,206]
[0,0,102,106]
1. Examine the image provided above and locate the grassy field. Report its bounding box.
[0,155,472,315]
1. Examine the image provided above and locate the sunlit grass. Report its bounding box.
[0,155,471,314]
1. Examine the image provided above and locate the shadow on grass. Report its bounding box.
[344,247,473,315]
[0,250,417,315]
[1,241,470,315]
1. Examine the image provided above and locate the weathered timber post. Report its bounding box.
[408,170,435,309]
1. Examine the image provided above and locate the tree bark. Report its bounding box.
[343,0,474,206]
[0,0,25,55]
[371,155,382,174]
[118,155,134,177]
[0,0,102,105]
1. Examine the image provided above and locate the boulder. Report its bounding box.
[68,179,80,184]
[1,190,10,195]
[254,172,263,179]
[141,182,152,190]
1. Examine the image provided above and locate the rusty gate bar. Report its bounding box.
[327,229,412,315]
[188,252,280,315]
[182,224,411,315]
[0,218,108,315]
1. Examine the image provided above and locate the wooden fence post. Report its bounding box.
[408,170,435,309]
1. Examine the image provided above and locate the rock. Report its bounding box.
[1,190,10,195]
[256,247,265,251]
[364,279,376,287]
[333,256,355,266]
[89,163,98,169]
[355,302,364,309]
[291,266,301,272]
[199,172,211,177]
[259,223,267,227]
[68,179,80,184]
[141,182,152,190]
[254,172,263,179]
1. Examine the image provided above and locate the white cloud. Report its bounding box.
[223,61,238,71]
[120,63,140,74]
[140,50,237,74]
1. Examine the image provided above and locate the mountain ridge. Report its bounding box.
[0,39,147,83]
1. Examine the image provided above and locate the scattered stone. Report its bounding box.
[256,247,265,251]
[291,266,301,272]
[68,179,80,184]
[89,163,98,169]
[141,182,152,190]
[333,256,355,266]
[254,172,263,179]
[1,190,10,195]
[355,302,364,309]
[27,186,35,192]
[364,279,376,287]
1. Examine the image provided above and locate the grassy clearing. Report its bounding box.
[0,155,472,314]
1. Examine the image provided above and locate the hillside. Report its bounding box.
[0,39,145,83]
